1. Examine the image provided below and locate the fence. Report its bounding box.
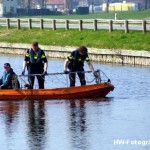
[0,18,150,33]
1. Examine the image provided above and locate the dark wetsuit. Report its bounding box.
[24,48,47,89]
[67,50,90,87]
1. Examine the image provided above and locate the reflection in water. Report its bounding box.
[27,101,46,150]
[68,100,89,150]
[1,102,20,135]
[67,98,113,150]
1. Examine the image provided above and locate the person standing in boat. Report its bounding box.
[0,63,20,89]
[64,46,96,87]
[22,41,48,89]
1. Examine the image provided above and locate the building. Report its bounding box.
[45,0,64,11]
[109,0,150,10]
[124,0,150,9]
[45,0,79,12]
[0,0,17,17]
[102,2,139,12]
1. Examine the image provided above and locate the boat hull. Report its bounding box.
[0,83,114,100]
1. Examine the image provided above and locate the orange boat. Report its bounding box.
[0,82,114,101]
[0,70,114,100]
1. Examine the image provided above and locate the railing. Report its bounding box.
[18,69,109,89]
[0,18,150,33]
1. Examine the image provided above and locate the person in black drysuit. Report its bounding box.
[0,63,20,89]
[64,46,97,87]
[22,42,48,89]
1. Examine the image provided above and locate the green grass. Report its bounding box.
[17,10,150,20]
[0,27,150,51]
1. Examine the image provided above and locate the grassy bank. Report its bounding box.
[19,10,150,20]
[0,27,150,51]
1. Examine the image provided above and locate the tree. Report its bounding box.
[27,0,31,9]
[145,0,149,9]
[17,0,32,9]
[38,0,46,8]
[64,0,73,13]
[87,0,94,13]
[106,0,109,13]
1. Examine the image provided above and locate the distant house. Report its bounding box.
[45,0,81,12]
[111,0,150,9]
[0,0,17,17]
[125,0,150,9]
[45,0,64,11]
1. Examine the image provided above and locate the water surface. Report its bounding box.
[0,54,150,150]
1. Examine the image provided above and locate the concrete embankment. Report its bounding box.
[0,42,150,66]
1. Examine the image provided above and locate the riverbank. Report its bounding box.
[0,42,149,66]
[0,28,150,50]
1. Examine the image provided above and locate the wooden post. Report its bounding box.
[79,20,83,31]
[109,20,113,32]
[65,20,69,30]
[40,19,44,29]
[6,18,10,29]
[52,20,56,30]
[93,19,97,31]
[142,20,146,33]
[28,19,32,29]
[124,20,129,33]
[17,19,20,30]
